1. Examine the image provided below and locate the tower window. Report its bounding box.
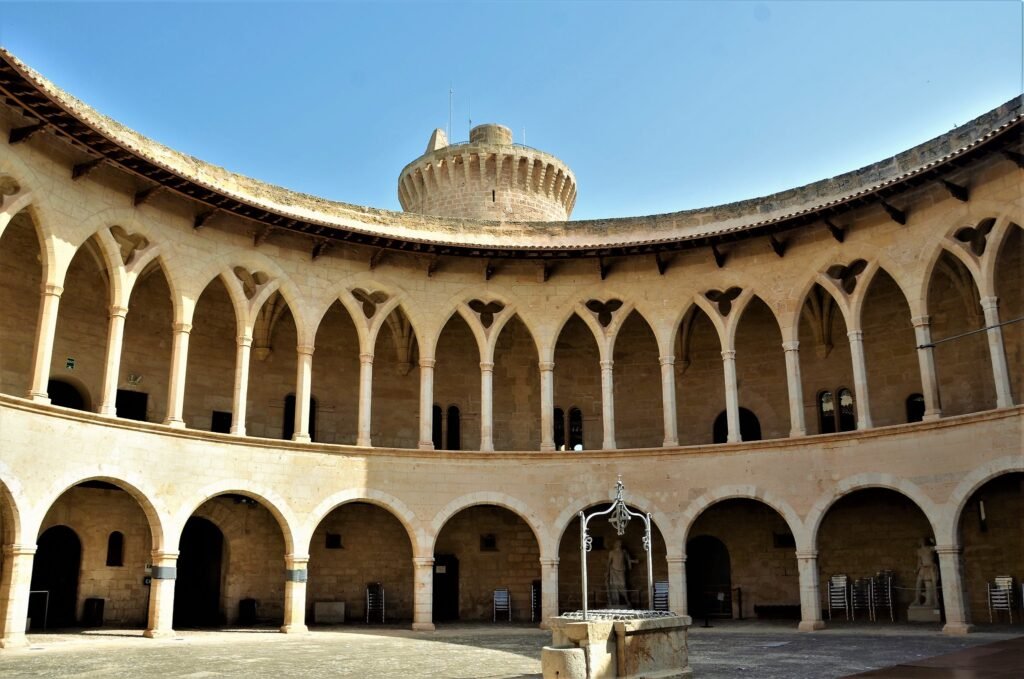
[106,531,124,567]
[492,189,496,202]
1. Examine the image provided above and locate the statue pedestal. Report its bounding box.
[543,613,691,679]
[907,604,941,623]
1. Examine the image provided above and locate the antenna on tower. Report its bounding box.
[448,83,453,142]
[468,96,472,137]
[523,127,527,146]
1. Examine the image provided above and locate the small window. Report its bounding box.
[106,531,124,567]
[491,189,496,202]
[432,404,443,449]
[817,391,837,434]
[480,534,498,552]
[115,389,148,422]
[817,387,856,433]
[553,407,565,450]
[837,388,856,432]
[325,533,343,549]
[446,405,461,451]
[772,532,796,549]
[568,408,583,449]
[211,411,232,433]
[906,393,925,423]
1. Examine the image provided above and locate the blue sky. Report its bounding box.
[1,1,1020,220]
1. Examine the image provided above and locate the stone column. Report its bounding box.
[539,557,559,628]
[600,359,616,449]
[281,555,309,634]
[936,544,973,635]
[357,353,374,447]
[163,322,192,427]
[418,358,436,450]
[659,356,679,447]
[666,554,687,618]
[28,283,62,403]
[539,361,555,452]
[796,550,825,631]
[412,556,435,631]
[912,316,942,420]
[0,545,35,648]
[480,361,495,452]
[980,297,1014,408]
[847,330,873,429]
[721,349,740,442]
[144,550,178,638]
[230,334,252,436]
[98,304,129,416]
[782,341,807,437]
[292,345,314,442]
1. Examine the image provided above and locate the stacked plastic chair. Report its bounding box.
[872,570,895,622]
[653,581,670,612]
[493,587,512,622]
[851,577,874,621]
[827,574,850,620]
[987,576,1015,623]
[365,582,385,623]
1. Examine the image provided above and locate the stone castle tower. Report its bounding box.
[397,123,576,221]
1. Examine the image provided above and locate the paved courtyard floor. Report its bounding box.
[0,621,1020,678]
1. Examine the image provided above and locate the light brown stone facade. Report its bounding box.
[0,53,1020,648]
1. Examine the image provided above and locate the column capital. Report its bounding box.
[413,556,435,568]
[237,334,253,347]
[911,315,931,328]
[978,295,999,311]
[795,550,819,560]
[150,549,180,562]
[538,361,555,372]
[2,544,37,557]
[41,283,63,296]
[847,329,864,342]
[419,358,436,369]
[172,322,192,334]
[782,340,800,352]
[539,557,560,568]
[479,361,495,372]
[359,352,374,365]
[720,349,736,361]
[285,554,310,569]
[109,304,129,318]
[658,355,675,367]
[599,359,614,370]
[296,344,315,357]
[665,555,687,565]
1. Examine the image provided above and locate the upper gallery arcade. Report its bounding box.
[0,45,1020,644]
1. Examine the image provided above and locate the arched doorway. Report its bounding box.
[174,517,224,627]
[46,379,88,411]
[712,408,761,443]
[30,525,82,628]
[433,505,540,622]
[687,535,731,618]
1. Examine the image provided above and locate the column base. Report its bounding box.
[798,620,825,631]
[356,437,372,448]
[280,624,309,634]
[411,622,435,631]
[662,439,679,448]
[163,418,186,429]
[0,634,28,648]
[788,429,806,438]
[28,392,50,404]
[418,441,435,451]
[292,434,311,443]
[143,628,177,639]
[943,623,974,636]
[97,405,117,417]
[230,427,247,437]
[540,443,556,452]
[923,411,942,421]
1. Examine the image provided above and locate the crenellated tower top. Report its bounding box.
[397,123,576,222]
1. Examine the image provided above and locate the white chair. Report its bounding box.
[987,576,1014,623]
[493,587,512,622]
[827,575,850,621]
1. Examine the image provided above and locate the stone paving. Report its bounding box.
[0,623,1020,678]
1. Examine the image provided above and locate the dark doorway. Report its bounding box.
[47,379,87,411]
[712,407,761,443]
[115,389,148,422]
[174,517,224,627]
[445,406,461,451]
[432,554,460,622]
[686,535,732,618]
[432,404,443,449]
[282,394,317,441]
[30,525,82,628]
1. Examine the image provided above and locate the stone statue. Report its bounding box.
[914,538,938,608]
[606,539,638,607]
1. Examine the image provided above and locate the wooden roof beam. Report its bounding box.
[193,209,217,230]
[824,219,845,243]
[880,201,906,226]
[1002,150,1024,169]
[940,179,969,202]
[133,186,162,206]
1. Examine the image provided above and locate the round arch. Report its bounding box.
[429,491,550,558]
[939,456,1024,546]
[303,489,424,557]
[679,485,806,550]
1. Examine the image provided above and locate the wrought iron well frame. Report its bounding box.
[579,477,654,620]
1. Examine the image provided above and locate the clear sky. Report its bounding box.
[1,1,1020,220]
